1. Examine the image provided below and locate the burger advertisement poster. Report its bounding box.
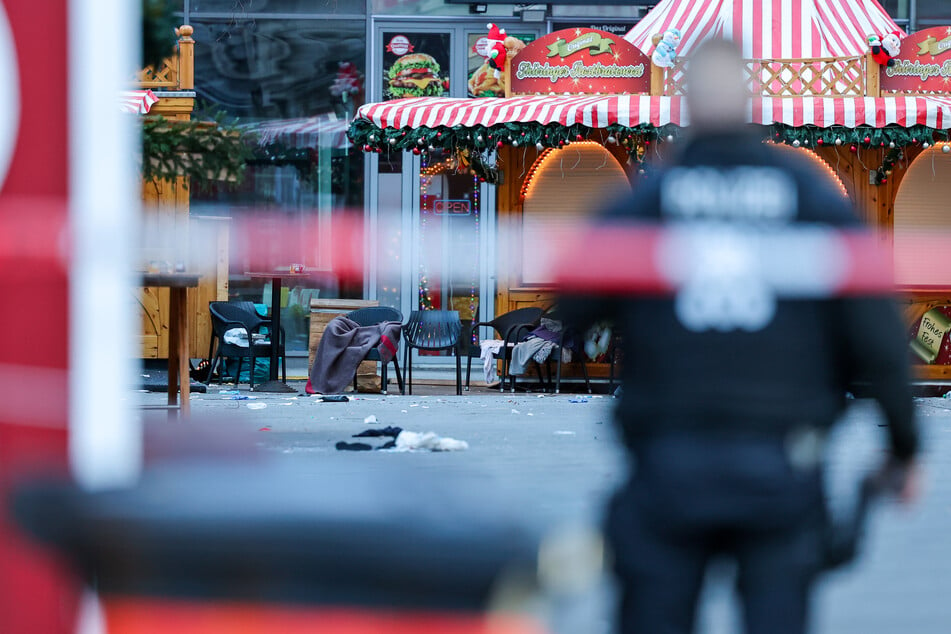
[383,32,450,100]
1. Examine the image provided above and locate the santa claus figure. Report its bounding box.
[485,23,507,79]
[869,31,901,67]
[882,30,902,59]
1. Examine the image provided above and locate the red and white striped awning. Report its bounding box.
[625,0,902,60]
[239,114,351,150]
[119,89,159,114]
[354,95,951,130]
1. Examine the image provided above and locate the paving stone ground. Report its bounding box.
[138,385,951,634]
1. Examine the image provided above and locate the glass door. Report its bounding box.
[366,20,540,365]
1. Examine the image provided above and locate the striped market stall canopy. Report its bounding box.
[119,89,159,114]
[624,0,901,60]
[354,95,951,132]
[240,114,351,150]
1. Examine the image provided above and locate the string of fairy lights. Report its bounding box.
[418,153,481,319]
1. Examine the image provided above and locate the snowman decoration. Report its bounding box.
[485,23,507,80]
[651,27,682,68]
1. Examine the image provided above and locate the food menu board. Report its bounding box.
[467,32,535,97]
[382,32,450,100]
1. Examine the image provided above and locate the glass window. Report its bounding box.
[371,0,512,17]
[192,18,365,119]
[916,0,951,21]
[190,16,368,354]
[190,0,366,14]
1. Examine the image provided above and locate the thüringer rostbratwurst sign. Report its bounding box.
[508,28,651,95]
[882,26,951,92]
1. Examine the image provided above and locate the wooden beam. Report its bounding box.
[175,25,195,90]
[865,51,880,98]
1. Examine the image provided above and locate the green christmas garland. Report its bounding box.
[348,118,948,186]
[141,114,253,190]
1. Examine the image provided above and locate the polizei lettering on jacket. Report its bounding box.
[515,60,645,83]
[661,167,798,221]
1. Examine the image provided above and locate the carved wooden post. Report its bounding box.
[650,63,665,96]
[866,51,881,97]
[175,25,194,90]
[504,54,512,98]
[649,33,665,96]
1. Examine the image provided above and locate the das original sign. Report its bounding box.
[508,28,650,95]
[881,26,951,92]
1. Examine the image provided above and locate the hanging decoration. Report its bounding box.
[867,31,901,67]
[650,28,682,69]
[872,146,904,185]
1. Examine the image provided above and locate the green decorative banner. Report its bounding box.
[547,32,614,58]
[917,34,951,57]
[910,308,951,364]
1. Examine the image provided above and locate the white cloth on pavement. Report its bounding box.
[479,339,505,384]
[393,431,469,452]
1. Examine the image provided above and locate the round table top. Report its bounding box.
[244,270,315,279]
[142,272,201,288]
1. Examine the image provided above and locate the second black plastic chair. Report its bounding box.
[463,307,544,391]
[345,306,404,395]
[402,310,463,396]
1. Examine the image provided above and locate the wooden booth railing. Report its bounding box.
[136,25,194,91]
[652,53,876,97]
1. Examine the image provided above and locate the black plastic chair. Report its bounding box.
[346,306,404,395]
[402,310,463,396]
[206,301,286,389]
[533,310,591,395]
[463,307,544,391]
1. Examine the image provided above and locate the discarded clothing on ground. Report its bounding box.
[335,426,467,452]
[394,431,469,452]
[353,426,403,439]
[306,316,401,395]
[335,441,375,452]
[479,339,505,384]
[509,317,576,376]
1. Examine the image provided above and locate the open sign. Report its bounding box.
[434,199,472,215]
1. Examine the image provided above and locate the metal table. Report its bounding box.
[245,271,311,393]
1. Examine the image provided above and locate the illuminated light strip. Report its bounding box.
[771,143,849,198]
[519,142,608,202]
[519,147,554,201]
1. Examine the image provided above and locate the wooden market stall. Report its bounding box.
[134,26,230,361]
[349,0,951,382]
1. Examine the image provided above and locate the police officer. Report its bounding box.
[561,39,920,634]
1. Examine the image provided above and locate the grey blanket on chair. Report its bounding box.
[308,316,401,394]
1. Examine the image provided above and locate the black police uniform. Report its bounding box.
[562,129,918,634]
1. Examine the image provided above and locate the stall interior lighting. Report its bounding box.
[520,141,607,202]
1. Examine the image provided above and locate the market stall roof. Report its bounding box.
[624,0,901,60]
[120,89,159,114]
[239,114,351,150]
[353,94,951,132]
